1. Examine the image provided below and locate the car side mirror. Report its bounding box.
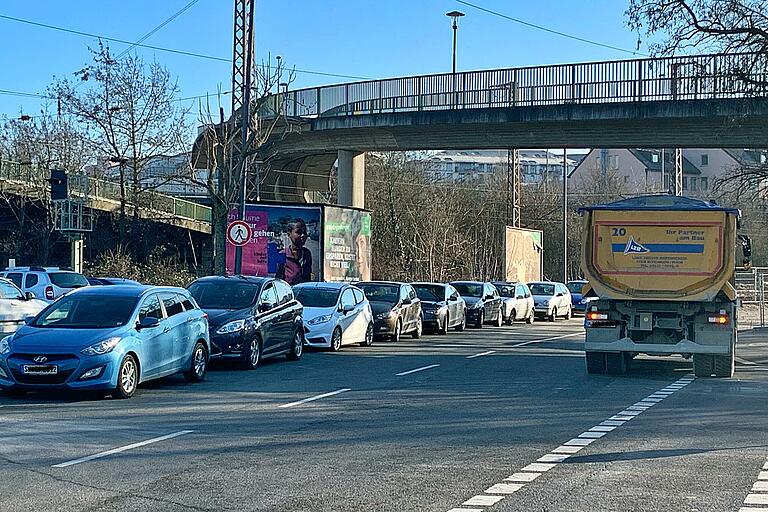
[402,298,412,305]
[137,317,160,330]
[24,315,35,324]
[341,304,354,314]
[258,302,274,313]
[24,291,36,300]
[556,293,564,297]
[516,295,524,300]
[484,294,494,300]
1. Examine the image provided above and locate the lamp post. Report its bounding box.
[446,11,465,74]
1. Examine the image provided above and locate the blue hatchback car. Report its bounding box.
[0,285,210,399]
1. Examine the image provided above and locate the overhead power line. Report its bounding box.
[0,13,372,80]
[454,0,646,57]
[116,0,202,59]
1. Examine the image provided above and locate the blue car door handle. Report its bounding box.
[163,326,171,333]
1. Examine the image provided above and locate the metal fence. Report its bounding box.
[0,160,211,225]
[271,52,768,118]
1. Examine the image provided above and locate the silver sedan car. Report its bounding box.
[293,282,374,351]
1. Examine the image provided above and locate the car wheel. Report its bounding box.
[455,311,466,332]
[495,309,503,327]
[184,341,208,383]
[526,310,534,324]
[438,314,449,335]
[330,328,343,352]
[564,306,572,320]
[241,337,261,370]
[287,329,304,360]
[112,354,138,399]
[475,310,484,329]
[392,320,402,342]
[506,310,515,326]
[411,317,423,339]
[549,308,557,322]
[361,323,374,346]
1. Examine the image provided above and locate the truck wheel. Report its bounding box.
[713,353,735,378]
[606,353,627,374]
[693,354,714,377]
[585,351,607,374]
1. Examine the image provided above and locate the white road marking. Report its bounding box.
[506,472,541,482]
[396,364,440,376]
[565,438,596,447]
[745,494,768,505]
[447,508,482,512]
[739,507,768,512]
[463,495,504,506]
[642,397,664,402]
[589,425,616,432]
[618,409,644,416]
[765,461,768,470]
[758,471,768,480]
[610,415,634,421]
[52,430,193,468]
[553,445,584,454]
[278,388,351,409]
[522,462,556,472]
[509,332,582,347]
[467,350,496,359]
[537,453,570,463]
[600,420,625,427]
[753,481,768,491]
[579,431,606,439]
[486,483,525,494]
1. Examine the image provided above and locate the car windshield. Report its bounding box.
[49,272,89,288]
[452,283,482,298]
[188,282,259,310]
[359,284,399,303]
[567,282,587,294]
[294,287,341,308]
[529,283,555,296]
[413,285,444,302]
[494,284,516,297]
[32,294,137,329]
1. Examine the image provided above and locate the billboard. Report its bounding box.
[504,227,543,283]
[323,206,372,282]
[226,205,322,284]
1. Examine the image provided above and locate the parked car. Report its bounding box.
[492,281,535,325]
[0,285,209,398]
[0,278,48,335]
[450,281,503,328]
[412,282,466,334]
[187,276,304,369]
[294,282,373,351]
[0,267,89,302]
[567,280,595,315]
[87,277,143,286]
[528,281,572,321]
[357,281,422,341]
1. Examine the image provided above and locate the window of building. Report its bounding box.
[701,154,709,166]
[682,177,689,190]
[701,177,709,191]
[690,177,698,191]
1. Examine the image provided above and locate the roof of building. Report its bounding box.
[629,149,701,175]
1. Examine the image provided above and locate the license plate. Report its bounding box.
[22,364,58,375]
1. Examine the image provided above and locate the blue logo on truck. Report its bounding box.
[623,237,650,255]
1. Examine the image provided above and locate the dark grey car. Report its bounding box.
[450,281,503,329]
[412,282,466,334]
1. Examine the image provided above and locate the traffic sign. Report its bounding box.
[227,220,252,246]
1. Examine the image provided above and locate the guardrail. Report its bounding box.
[272,52,767,118]
[0,160,212,225]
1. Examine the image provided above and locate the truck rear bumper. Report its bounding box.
[584,337,732,356]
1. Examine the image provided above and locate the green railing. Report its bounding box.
[0,160,212,225]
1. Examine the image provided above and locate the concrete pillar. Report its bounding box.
[337,150,365,208]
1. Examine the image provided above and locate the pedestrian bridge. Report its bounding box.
[0,160,212,234]
[240,52,768,202]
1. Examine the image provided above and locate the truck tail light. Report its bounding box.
[45,286,54,300]
[586,311,608,321]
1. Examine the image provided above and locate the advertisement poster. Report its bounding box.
[323,206,372,282]
[504,227,543,283]
[226,205,322,283]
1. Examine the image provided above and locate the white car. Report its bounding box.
[528,281,572,322]
[0,278,48,335]
[492,281,535,325]
[0,267,89,302]
[294,282,374,351]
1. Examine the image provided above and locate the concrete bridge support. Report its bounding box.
[337,150,365,208]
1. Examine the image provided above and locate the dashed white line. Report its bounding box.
[52,430,193,468]
[741,456,768,511]
[509,332,582,347]
[467,350,496,359]
[396,364,440,376]
[462,495,504,506]
[278,388,351,409]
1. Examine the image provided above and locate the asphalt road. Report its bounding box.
[1,319,767,512]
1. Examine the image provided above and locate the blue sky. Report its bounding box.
[0,0,646,120]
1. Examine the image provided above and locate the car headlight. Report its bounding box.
[0,336,11,356]
[308,314,333,325]
[81,337,121,356]
[375,311,392,320]
[216,319,246,335]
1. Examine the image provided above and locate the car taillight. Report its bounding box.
[45,286,54,300]
[708,310,729,325]
[586,311,608,321]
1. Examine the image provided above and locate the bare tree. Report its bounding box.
[191,58,296,274]
[52,43,190,254]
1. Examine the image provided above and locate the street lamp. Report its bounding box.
[446,11,465,74]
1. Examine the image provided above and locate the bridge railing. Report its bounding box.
[0,160,211,225]
[274,52,767,118]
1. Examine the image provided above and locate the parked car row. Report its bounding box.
[0,269,592,400]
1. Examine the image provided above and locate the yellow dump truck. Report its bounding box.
[579,195,750,377]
